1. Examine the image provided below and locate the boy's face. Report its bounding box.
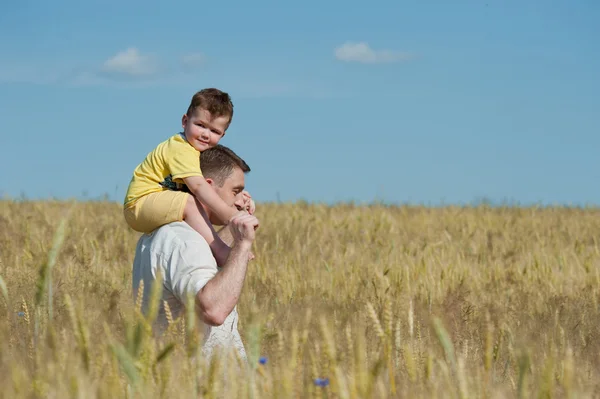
[182,108,229,152]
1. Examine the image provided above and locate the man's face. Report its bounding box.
[207,167,246,225]
[181,108,229,152]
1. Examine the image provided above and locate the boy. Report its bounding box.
[123,88,242,266]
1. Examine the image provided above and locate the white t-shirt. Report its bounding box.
[131,221,247,361]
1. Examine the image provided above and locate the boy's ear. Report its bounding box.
[181,114,188,128]
[205,178,214,186]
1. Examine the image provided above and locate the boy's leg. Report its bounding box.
[183,195,231,267]
[124,190,231,266]
[124,191,189,234]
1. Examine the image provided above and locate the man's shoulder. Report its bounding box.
[137,222,216,267]
[148,221,202,242]
[140,222,210,252]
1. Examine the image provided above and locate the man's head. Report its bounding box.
[200,145,251,225]
[181,88,234,152]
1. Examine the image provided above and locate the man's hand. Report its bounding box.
[230,213,259,245]
[196,213,259,327]
[228,210,251,227]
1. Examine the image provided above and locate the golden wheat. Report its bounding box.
[1,199,600,397]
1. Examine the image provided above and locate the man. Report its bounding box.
[131,144,258,361]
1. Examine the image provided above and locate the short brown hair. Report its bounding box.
[200,145,250,186]
[186,88,234,128]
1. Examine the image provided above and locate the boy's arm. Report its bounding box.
[183,176,238,224]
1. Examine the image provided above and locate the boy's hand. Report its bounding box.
[241,191,256,215]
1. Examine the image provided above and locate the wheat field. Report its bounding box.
[1,199,600,398]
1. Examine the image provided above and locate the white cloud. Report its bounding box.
[334,42,413,64]
[0,64,60,84]
[100,48,160,77]
[0,49,336,97]
[180,53,206,71]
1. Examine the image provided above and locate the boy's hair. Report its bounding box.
[186,88,234,128]
[200,145,250,187]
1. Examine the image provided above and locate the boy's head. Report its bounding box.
[181,88,234,152]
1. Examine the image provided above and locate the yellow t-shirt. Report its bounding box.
[124,133,202,208]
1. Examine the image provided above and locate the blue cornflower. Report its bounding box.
[259,356,268,365]
[314,378,330,387]
[17,312,24,317]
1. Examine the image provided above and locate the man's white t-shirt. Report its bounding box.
[131,221,247,360]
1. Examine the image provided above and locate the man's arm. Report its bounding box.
[195,241,252,325]
[195,214,258,326]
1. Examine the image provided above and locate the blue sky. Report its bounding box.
[1,0,599,206]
